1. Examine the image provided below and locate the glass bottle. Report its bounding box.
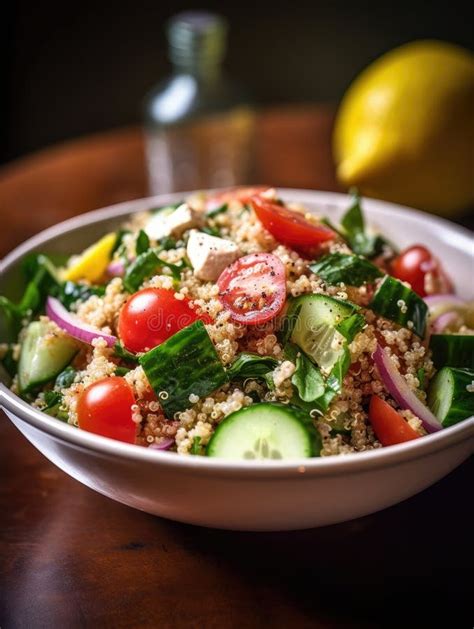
[144,11,255,194]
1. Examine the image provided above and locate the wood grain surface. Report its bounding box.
[0,105,471,628]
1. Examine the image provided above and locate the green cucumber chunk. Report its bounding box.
[428,367,474,427]
[284,294,359,371]
[310,253,383,287]
[139,320,228,417]
[429,334,474,370]
[370,275,428,337]
[207,403,321,460]
[18,321,78,393]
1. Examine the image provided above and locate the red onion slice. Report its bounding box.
[148,438,175,451]
[432,311,460,333]
[423,294,465,308]
[107,260,126,277]
[46,296,117,347]
[373,344,442,434]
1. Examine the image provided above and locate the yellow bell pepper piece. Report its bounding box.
[61,232,117,283]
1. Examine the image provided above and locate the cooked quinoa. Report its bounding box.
[2,187,473,459]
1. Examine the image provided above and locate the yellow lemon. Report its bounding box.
[334,40,474,215]
[61,232,117,283]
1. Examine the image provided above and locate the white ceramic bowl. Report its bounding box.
[1,190,473,531]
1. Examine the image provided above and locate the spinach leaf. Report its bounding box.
[112,229,131,255]
[1,347,17,378]
[340,191,387,258]
[227,353,279,381]
[123,248,188,292]
[136,229,150,255]
[206,203,228,218]
[0,297,23,339]
[291,350,326,403]
[310,253,383,287]
[115,366,131,377]
[56,281,105,310]
[55,366,77,389]
[200,226,221,237]
[191,436,203,455]
[42,390,69,421]
[158,236,178,251]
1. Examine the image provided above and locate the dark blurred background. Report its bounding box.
[1,0,473,165]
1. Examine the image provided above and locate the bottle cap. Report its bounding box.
[167,11,228,69]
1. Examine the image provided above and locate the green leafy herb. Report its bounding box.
[417,367,426,390]
[200,226,221,237]
[42,390,69,421]
[113,342,139,364]
[0,297,23,340]
[55,366,77,389]
[191,436,203,455]
[227,353,278,381]
[310,253,383,287]
[157,235,178,251]
[206,203,228,218]
[111,229,131,255]
[123,249,187,292]
[340,191,388,258]
[0,347,17,378]
[136,229,150,255]
[291,349,326,403]
[150,202,183,214]
[56,281,105,310]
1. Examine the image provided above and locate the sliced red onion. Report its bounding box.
[432,311,460,333]
[148,438,174,451]
[424,294,465,308]
[107,260,126,277]
[373,344,442,434]
[46,296,117,347]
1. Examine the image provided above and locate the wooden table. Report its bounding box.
[0,106,471,628]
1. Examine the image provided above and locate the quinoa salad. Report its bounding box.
[1,187,473,460]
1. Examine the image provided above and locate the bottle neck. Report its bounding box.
[167,11,227,83]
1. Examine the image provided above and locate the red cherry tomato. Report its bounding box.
[391,245,452,297]
[118,288,209,354]
[217,253,286,325]
[369,395,420,447]
[77,376,136,443]
[250,195,335,257]
[206,186,269,211]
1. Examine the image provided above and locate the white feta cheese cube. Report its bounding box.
[187,230,240,281]
[145,203,203,240]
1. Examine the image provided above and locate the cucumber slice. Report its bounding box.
[370,275,428,337]
[18,321,78,393]
[429,334,474,370]
[284,294,359,371]
[139,320,228,417]
[310,253,383,287]
[207,403,321,460]
[428,367,474,427]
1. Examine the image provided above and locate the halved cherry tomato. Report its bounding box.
[250,195,335,257]
[217,253,286,325]
[391,245,452,297]
[369,395,420,446]
[118,288,210,354]
[77,376,136,443]
[206,186,269,211]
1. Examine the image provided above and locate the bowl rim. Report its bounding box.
[1,188,473,479]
